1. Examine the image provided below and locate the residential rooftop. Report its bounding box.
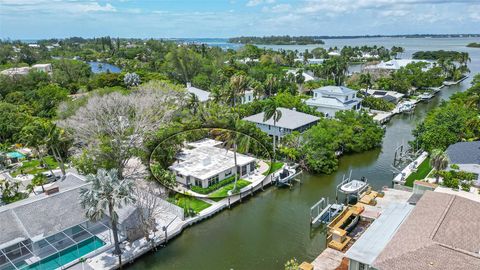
[169,141,256,180]
[446,141,480,165]
[242,107,320,130]
[0,173,88,249]
[345,203,414,266]
[314,85,357,96]
[372,191,480,270]
[186,83,211,102]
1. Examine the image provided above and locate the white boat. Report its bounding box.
[274,165,301,186]
[340,179,368,194]
[419,92,434,100]
[397,101,415,113]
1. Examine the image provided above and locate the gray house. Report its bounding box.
[242,108,320,139]
[305,86,362,118]
[446,141,480,184]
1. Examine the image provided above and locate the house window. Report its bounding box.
[207,175,219,186]
[358,263,366,270]
[241,165,247,176]
[225,169,232,177]
[195,179,202,187]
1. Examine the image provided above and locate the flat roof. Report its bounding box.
[346,203,414,265]
[169,144,256,180]
[242,107,319,130]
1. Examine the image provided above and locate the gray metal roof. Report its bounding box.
[446,141,480,165]
[186,86,210,102]
[345,203,414,265]
[313,86,356,96]
[242,108,320,130]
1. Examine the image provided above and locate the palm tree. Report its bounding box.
[186,93,200,115]
[229,74,248,108]
[264,74,278,97]
[263,99,283,161]
[359,73,372,91]
[80,168,135,267]
[214,126,252,193]
[31,173,48,193]
[429,149,449,184]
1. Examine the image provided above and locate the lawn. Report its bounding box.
[11,156,59,177]
[169,195,212,214]
[209,179,251,201]
[263,162,284,176]
[405,157,432,187]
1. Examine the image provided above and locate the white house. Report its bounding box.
[286,69,316,82]
[305,86,362,118]
[186,82,211,102]
[243,108,320,139]
[169,139,257,189]
[240,90,255,104]
[0,63,52,77]
[364,59,434,71]
[32,63,53,74]
[294,58,325,65]
[365,89,404,104]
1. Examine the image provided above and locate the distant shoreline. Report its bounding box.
[13,34,480,43]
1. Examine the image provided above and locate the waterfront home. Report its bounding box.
[305,86,362,118]
[31,63,53,74]
[364,59,433,72]
[286,69,316,82]
[446,141,480,184]
[365,89,405,104]
[346,191,480,270]
[294,58,324,65]
[169,139,257,189]
[0,173,120,270]
[243,108,320,139]
[186,82,211,102]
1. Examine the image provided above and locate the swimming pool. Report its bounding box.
[6,152,25,159]
[16,237,105,270]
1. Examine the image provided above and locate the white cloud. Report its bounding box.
[469,5,480,21]
[0,0,117,14]
[246,0,275,7]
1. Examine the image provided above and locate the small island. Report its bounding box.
[467,42,480,48]
[228,35,324,45]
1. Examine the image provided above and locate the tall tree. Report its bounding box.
[430,149,449,184]
[59,81,184,179]
[263,99,283,161]
[80,168,135,266]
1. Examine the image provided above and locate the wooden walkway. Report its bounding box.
[311,248,345,270]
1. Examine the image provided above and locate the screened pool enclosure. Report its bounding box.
[0,220,113,270]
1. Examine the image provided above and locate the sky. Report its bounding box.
[0,0,479,39]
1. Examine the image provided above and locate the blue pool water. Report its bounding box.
[16,237,105,270]
[6,152,25,159]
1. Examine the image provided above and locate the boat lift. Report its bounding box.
[274,164,302,188]
[310,197,344,227]
[335,170,368,204]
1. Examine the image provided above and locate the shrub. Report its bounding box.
[190,175,237,194]
[450,164,460,170]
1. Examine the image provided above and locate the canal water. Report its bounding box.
[129,38,480,270]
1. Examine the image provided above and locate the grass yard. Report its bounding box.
[209,179,251,201]
[169,195,212,214]
[11,156,58,177]
[262,162,284,176]
[405,157,432,187]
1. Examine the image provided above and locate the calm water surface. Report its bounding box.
[128,37,480,270]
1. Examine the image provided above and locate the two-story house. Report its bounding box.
[305,86,362,118]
